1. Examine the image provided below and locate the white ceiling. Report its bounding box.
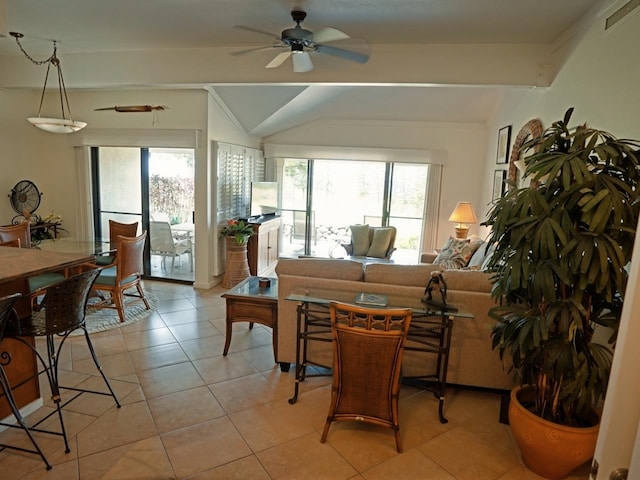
[0,0,605,137]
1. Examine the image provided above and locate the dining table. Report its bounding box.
[0,246,95,419]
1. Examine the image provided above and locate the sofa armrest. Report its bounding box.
[421,252,438,263]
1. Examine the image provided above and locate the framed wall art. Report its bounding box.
[496,125,511,164]
[492,170,506,202]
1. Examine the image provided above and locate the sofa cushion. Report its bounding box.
[275,258,364,281]
[350,224,371,256]
[366,227,393,258]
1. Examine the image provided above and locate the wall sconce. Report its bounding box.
[10,32,86,134]
[448,202,477,239]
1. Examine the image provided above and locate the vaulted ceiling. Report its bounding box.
[0,0,605,137]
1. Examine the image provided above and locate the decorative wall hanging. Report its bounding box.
[496,125,511,164]
[508,119,544,188]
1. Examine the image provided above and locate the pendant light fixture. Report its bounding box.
[10,32,86,134]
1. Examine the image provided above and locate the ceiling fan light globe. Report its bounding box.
[292,51,313,73]
[27,117,87,134]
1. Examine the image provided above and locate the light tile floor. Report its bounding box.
[0,280,591,479]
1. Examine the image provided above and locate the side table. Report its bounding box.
[221,276,289,372]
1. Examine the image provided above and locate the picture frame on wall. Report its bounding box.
[496,125,511,164]
[492,170,506,202]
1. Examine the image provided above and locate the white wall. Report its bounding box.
[483,2,640,221]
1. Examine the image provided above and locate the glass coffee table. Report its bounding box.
[285,287,472,423]
[221,276,290,372]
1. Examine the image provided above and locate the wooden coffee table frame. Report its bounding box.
[221,276,289,372]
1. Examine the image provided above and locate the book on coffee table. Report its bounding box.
[355,292,388,307]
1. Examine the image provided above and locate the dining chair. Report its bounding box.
[0,292,54,469]
[95,219,139,266]
[0,222,65,309]
[0,239,21,247]
[320,301,412,453]
[149,220,193,272]
[89,231,150,322]
[0,222,31,248]
[1,269,121,466]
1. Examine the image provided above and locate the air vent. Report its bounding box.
[606,0,640,30]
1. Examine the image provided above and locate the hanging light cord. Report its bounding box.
[11,33,75,121]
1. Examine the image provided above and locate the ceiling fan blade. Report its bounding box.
[292,52,314,73]
[266,51,292,69]
[313,27,350,43]
[315,41,370,64]
[231,45,282,56]
[233,25,281,41]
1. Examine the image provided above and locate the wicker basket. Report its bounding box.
[222,236,250,288]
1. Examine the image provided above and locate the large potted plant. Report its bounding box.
[483,108,640,479]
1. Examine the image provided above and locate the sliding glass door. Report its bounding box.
[92,146,195,282]
[279,158,428,262]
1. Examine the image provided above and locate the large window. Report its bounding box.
[278,158,429,262]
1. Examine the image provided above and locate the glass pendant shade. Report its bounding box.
[11,32,86,134]
[27,117,87,134]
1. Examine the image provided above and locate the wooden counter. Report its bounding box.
[0,247,94,418]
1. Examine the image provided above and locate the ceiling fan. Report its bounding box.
[232,10,370,73]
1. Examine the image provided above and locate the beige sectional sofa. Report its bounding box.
[275,257,515,391]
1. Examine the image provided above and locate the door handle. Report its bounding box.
[610,468,628,480]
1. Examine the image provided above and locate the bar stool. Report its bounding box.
[0,293,53,469]
[4,268,121,461]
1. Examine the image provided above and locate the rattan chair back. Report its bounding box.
[0,222,31,249]
[91,231,149,322]
[40,268,101,335]
[321,301,412,452]
[0,239,21,247]
[116,231,146,282]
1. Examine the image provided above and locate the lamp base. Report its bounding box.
[454,227,469,239]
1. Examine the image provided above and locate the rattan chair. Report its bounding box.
[0,222,65,309]
[0,222,31,248]
[320,301,412,453]
[3,269,121,463]
[90,231,150,322]
[0,292,54,469]
[95,219,139,266]
[0,239,21,247]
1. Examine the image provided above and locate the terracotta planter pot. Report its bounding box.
[508,386,599,480]
[222,236,250,288]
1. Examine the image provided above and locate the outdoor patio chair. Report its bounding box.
[149,220,193,272]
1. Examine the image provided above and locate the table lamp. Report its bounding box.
[448,202,477,239]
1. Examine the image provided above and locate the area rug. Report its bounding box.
[75,292,159,335]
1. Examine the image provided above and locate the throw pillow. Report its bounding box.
[480,242,497,271]
[350,224,371,256]
[466,241,489,270]
[433,236,471,269]
[464,236,485,266]
[366,228,393,258]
